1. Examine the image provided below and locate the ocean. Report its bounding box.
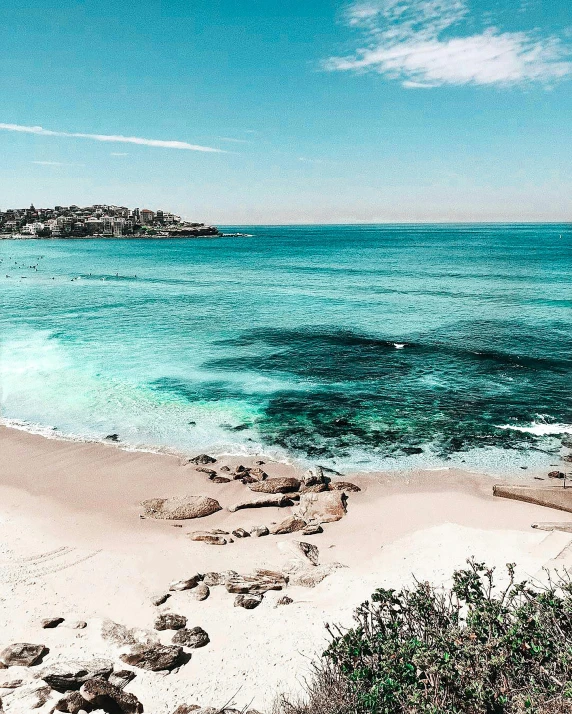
[1,224,571,475]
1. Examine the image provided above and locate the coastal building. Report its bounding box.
[86,218,103,234]
[0,203,218,238]
[20,222,45,235]
[102,216,126,236]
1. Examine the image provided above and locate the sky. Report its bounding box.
[1,0,572,224]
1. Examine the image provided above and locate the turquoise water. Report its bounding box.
[1,224,571,473]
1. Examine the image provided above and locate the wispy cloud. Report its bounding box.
[0,123,225,152]
[298,157,325,164]
[110,152,128,156]
[219,137,251,144]
[325,0,572,87]
[32,160,67,166]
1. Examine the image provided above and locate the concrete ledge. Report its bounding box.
[531,522,572,533]
[493,484,572,513]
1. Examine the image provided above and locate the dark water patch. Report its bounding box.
[150,377,257,403]
[208,324,572,382]
[255,389,553,459]
[199,322,572,459]
[210,329,416,382]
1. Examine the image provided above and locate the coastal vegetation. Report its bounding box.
[277,560,572,714]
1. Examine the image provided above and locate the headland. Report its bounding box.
[0,203,219,239]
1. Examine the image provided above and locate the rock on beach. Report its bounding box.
[0,643,46,668]
[234,593,263,609]
[154,613,187,631]
[141,495,221,520]
[80,677,144,713]
[172,627,210,648]
[270,516,307,534]
[228,494,292,512]
[169,575,202,591]
[294,491,347,523]
[188,454,217,465]
[188,532,229,545]
[40,658,114,691]
[248,477,301,494]
[119,643,183,671]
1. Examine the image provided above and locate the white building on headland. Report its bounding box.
[20,222,44,235]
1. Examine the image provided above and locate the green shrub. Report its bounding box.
[278,561,572,714]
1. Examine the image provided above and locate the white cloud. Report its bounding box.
[325,0,572,87]
[32,160,84,166]
[110,152,128,156]
[0,123,225,152]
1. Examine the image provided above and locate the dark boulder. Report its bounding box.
[54,691,92,713]
[80,677,143,713]
[234,593,263,609]
[154,613,187,631]
[0,643,46,667]
[108,670,136,689]
[40,658,114,691]
[188,454,217,465]
[172,627,210,648]
[119,643,183,671]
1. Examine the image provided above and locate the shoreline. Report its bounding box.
[2,424,572,712]
[1,416,563,481]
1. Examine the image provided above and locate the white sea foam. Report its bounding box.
[496,422,572,436]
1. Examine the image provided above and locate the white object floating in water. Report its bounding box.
[393,343,406,350]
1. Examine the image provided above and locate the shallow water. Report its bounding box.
[1,224,571,474]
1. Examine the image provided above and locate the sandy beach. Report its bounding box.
[0,425,571,712]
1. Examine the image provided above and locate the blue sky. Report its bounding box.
[1,0,571,223]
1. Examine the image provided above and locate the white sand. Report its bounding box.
[0,425,571,713]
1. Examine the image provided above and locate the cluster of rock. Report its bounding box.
[148,540,344,612]
[141,459,360,545]
[0,606,215,712]
[0,643,141,713]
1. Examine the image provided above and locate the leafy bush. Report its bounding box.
[277,561,572,714]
